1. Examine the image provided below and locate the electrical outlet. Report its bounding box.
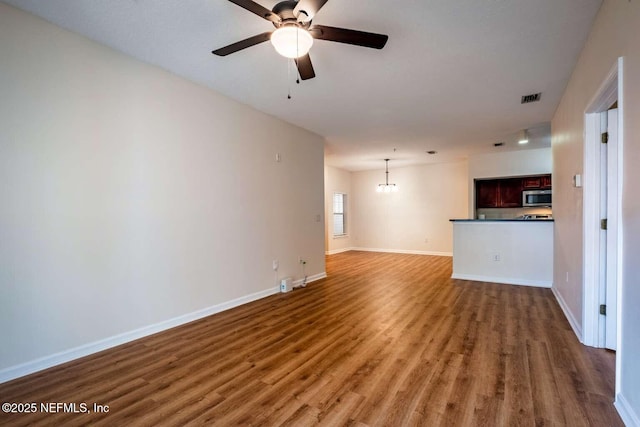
[424,237,429,243]
[492,252,501,262]
[272,260,279,271]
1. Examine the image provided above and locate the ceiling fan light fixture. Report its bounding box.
[271,26,313,58]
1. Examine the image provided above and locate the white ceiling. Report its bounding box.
[4,0,602,171]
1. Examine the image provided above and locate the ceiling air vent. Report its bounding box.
[521,92,542,104]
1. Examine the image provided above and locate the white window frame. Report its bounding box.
[332,192,347,237]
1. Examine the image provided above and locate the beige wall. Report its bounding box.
[552,0,640,420]
[468,147,552,179]
[324,165,354,254]
[350,161,469,255]
[0,3,325,377]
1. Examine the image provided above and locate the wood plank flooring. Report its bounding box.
[0,251,622,426]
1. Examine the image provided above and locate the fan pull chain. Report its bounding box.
[287,57,292,99]
[296,28,300,84]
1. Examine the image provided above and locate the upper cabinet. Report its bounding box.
[476,179,500,208]
[476,174,551,209]
[476,178,523,208]
[522,174,552,189]
[541,175,552,189]
[523,177,541,188]
[500,178,524,207]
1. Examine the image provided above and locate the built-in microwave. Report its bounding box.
[523,189,552,207]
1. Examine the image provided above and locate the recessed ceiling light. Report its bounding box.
[518,129,529,144]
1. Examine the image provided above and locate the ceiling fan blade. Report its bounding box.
[227,0,281,23]
[310,25,388,49]
[212,32,273,56]
[293,0,329,22]
[295,54,316,80]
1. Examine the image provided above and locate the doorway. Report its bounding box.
[583,57,623,393]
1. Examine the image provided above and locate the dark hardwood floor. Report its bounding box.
[0,251,621,426]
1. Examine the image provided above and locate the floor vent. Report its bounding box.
[521,92,542,104]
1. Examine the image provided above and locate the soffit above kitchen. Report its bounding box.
[3,0,602,171]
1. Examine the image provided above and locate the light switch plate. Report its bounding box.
[573,174,582,188]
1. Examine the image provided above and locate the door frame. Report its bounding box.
[582,57,624,389]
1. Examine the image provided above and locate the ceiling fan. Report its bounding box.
[212,0,389,80]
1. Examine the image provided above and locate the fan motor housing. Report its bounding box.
[272,0,307,26]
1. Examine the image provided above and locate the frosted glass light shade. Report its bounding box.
[271,27,313,59]
[376,184,398,193]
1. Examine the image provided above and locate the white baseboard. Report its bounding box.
[616,393,640,427]
[451,273,551,288]
[326,247,355,255]
[0,276,336,385]
[551,286,583,342]
[292,272,327,287]
[351,247,453,257]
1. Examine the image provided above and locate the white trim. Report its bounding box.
[0,284,285,384]
[326,247,355,255]
[351,247,453,257]
[292,272,327,287]
[552,287,583,342]
[451,273,551,288]
[614,57,624,397]
[582,57,623,350]
[615,393,640,427]
[585,60,619,113]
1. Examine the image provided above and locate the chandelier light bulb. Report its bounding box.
[271,27,314,59]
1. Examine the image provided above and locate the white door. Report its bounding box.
[605,108,618,351]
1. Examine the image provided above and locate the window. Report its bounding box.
[333,193,347,237]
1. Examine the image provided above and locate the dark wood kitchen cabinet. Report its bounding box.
[522,174,552,189]
[476,174,552,210]
[476,179,500,208]
[499,178,523,207]
[476,178,523,208]
[541,175,552,189]
[523,176,542,189]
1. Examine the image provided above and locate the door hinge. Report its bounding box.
[600,304,607,315]
[601,132,609,144]
[601,218,608,230]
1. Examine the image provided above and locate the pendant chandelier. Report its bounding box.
[376,159,398,193]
